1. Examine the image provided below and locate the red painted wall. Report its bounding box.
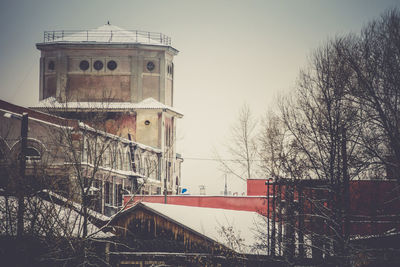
[124,195,269,215]
[247,179,270,196]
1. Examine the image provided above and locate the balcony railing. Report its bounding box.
[43,30,172,46]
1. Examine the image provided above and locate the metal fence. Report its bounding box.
[43,30,172,46]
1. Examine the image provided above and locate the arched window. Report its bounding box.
[0,139,9,164]
[101,150,107,167]
[135,150,143,175]
[145,157,154,178]
[0,139,8,159]
[109,147,115,169]
[126,151,132,171]
[86,139,92,164]
[118,150,123,170]
[169,126,172,147]
[19,147,41,160]
[11,138,46,163]
[166,125,170,147]
[102,147,113,168]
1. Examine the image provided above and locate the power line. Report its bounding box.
[12,55,38,101]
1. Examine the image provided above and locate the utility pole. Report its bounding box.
[342,126,350,264]
[164,160,168,204]
[266,178,271,255]
[271,179,276,257]
[17,112,28,237]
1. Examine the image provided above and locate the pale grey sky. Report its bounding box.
[0,0,399,194]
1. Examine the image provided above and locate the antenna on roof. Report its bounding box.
[224,174,228,196]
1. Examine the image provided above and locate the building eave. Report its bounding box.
[36,42,179,55]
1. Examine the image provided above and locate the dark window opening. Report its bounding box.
[167,161,171,182]
[80,60,90,71]
[105,182,110,204]
[117,184,123,207]
[146,61,155,71]
[107,60,117,70]
[94,60,104,71]
[83,177,89,188]
[48,61,55,71]
[93,179,100,189]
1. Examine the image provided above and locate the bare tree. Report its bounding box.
[256,9,400,266]
[258,110,309,181]
[215,103,259,181]
[251,35,370,266]
[337,9,400,182]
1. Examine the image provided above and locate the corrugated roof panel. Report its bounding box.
[32,97,183,116]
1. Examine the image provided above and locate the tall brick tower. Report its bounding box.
[33,23,183,195]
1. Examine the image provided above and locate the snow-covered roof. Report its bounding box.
[0,194,112,238]
[75,161,146,178]
[32,97,183,117]
[44,190,111,223]
[125,202,267,255]
[350,228,400,241]
[42,24,171,46]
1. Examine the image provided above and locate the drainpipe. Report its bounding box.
[17,113,28,237]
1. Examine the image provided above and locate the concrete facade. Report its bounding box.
[36,44,177,105]
[0,99,165,216]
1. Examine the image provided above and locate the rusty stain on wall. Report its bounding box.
[67,75,131,101]
[104,113,136,139]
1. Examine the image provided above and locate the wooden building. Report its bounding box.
[108,202,277,266]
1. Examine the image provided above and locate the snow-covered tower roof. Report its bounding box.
[41,23,172,46]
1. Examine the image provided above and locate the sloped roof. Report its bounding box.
[44,24,170,46]
[0,193,112,238]
[120,202,267,255]
[32,97,183,117]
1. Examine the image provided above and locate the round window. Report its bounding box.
[146,61,155,71]
[93,60,104,71]
[144,120,151,125]
[48,61,55,71]
[107,60,117,71]
[79,60,89,71]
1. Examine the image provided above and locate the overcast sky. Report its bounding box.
[1,0,399,195]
